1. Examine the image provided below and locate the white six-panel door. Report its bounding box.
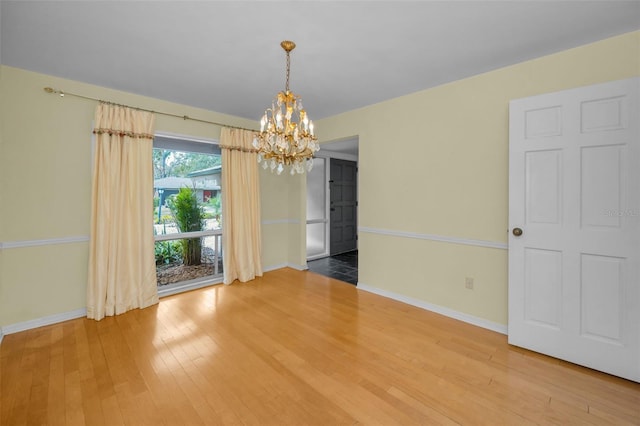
[508,77,639,382]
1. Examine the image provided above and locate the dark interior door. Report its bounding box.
[330,159,357,255]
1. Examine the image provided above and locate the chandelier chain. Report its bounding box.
[285,50,291,93]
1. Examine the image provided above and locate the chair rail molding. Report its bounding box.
[0,235,90,250]
[358,227,508,250]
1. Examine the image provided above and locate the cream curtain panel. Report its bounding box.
[220,127,263,284]
[87,103,159,321]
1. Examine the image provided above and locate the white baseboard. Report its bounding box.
[1,307,87,337]
[287,263,308,271]
[357,282,508,335]
[0,265,306,342]
[0,277,224,339]
[263,263,308,272]
[263,263,287,272]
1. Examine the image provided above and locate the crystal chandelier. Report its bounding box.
[253,40,319,175]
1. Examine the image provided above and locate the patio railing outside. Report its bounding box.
[154,220,223,287]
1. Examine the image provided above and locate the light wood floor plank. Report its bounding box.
[1,268,639,425]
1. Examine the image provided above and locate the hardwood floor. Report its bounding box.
[2,268,639,425]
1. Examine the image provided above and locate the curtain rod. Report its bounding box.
[43,87,257,133]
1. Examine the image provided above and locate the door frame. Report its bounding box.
[306,146,358,261]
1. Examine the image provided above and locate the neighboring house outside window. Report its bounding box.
[152,136,223,291]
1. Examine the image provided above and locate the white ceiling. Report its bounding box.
[1,0,639,127]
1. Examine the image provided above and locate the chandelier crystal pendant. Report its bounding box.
[253,40,319,175]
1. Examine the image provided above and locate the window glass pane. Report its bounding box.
[306,157,326,221]
[153,139,222,288]
[306,222,326,258]
[154,147,222,235]
[156,237,220,286]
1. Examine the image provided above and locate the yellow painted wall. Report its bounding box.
[260,168,301,269]
[1,31,638,330]
[0,66,292,327]
[0,65,4,328]
[316,31,640,326]
[288,174,307,268]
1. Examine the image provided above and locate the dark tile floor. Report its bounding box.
[307,250,358,285]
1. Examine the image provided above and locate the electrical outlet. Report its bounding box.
[465,277,474,290]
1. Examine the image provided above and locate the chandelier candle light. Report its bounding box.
[253,40,319,175]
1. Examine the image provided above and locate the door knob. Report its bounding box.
[512,227,523,237]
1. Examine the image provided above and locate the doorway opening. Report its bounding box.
[306,138,359,285]
[307,250,358,285]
